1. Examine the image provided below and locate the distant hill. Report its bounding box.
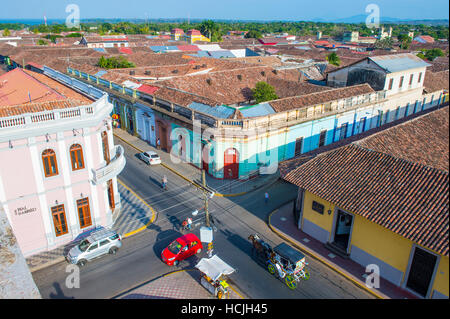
[313,15,449,25]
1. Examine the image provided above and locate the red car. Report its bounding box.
[161,233,203,266]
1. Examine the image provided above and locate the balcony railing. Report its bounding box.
[92,145,126,185]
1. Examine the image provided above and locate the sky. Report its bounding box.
[0,0,448,21]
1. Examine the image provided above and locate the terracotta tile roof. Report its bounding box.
[281,107,449,256]
[0,68,65,106]
[269,83,374,113]
[423,70,449,93]
[266,77,330,98]
[0,99,90,118]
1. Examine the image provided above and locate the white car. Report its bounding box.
[139,151,161,165]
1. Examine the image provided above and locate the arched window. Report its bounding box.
[70,144,85,171]
[42,149,59,177]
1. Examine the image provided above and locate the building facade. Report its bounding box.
[0,69,125,257]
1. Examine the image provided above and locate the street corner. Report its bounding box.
[117,269,243,299]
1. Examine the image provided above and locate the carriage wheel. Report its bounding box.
[267,264,276,275]
[302,268,310,281]
[285,275,298,290]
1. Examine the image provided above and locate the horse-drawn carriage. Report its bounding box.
[249,234,310,290]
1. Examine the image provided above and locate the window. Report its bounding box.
[70,144,85,171]
[418,72,422,83]
[42,149,59,177]
[399,76,404,88]
[88,243,98,251]
[318,130,327,147]
[77,198,92,229]
[294,137,303,157]
[312,201,324,214]
[99,239,110,247]
[409,74,414,85]
[340,123,348,140]
[52,204,68,237]
[388,78,394,90]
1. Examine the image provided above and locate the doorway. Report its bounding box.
[332,209,353,252]
[157,122,168,152]
[224,148,239,179]
[101,131,110,164]
[406,246,438,298]
[107,179,115,211]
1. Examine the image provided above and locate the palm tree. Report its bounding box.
[199,20,219,41]
[326,52,341,66]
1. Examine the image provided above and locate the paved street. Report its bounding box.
[32,139,374,299]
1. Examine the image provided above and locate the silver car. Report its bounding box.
[66,229,122,266]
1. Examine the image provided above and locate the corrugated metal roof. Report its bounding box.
[149,46,180,52]
[188,51,211,58]
[188,102,235,119]
[370,54,430,73]
[208,50,236,59]
[239,102,276,118]
[95,70,108,77]
[93,48,106,52]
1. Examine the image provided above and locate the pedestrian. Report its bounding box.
[157,138,161,150]
[186,217,192,230]
[162,175,167,190]
[264,192,269,204]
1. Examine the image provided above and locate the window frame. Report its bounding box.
[388,78,394,90]
[42,149,59,178]
[399,76,404,88]
[70,144,85,171]
[51,204,68,237]
[77,197,92,229]
[318,130,327,147]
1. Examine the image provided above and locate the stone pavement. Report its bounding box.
[113,128,280,196]
[269,201,419,299]
[26,179,155,273]
[115,269,243,299]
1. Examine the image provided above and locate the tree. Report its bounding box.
[199,20,221,42]
[37,39,48,46]
[424,48,444,61]
[244,30,262,39]
[252,81,279,104]
[2,28,11,36]
[97,56,135,69]
[326,52,341,66]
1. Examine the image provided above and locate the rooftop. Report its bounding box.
[282,106,449,256]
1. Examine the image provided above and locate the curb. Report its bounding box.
[27,256,66,273]
[267,208,387,300]
[113,132,271,198]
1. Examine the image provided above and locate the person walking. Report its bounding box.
[264,192,269,204]
[157,138,161,150]
[162,175,168,190]
[186,217,192,230]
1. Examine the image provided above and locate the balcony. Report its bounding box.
[92,145,126,185]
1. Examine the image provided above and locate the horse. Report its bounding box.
[248,234,272,259]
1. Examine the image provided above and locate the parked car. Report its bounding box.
[66,229,122,267]
[161,233,203,266]
[139,151,161,165]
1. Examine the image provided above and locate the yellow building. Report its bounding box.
[185,29,210,44]
[282,107,449,299]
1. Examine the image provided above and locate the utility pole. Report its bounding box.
[202,170,210,227]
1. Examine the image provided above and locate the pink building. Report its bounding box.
[0,68,125,257]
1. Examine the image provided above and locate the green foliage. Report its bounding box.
[2,28,11,36]
[65,33,83,38]
[37,39,48,46]
[252,81,279,103]
[199,20,222,42]
[417,48,445,61]
[244,30,262,39]
[44,34,63,43]
[97,56,136,69]
[326,52,341,66]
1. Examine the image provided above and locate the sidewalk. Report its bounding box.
[113,128,280,196]
[26,180,155,273]
[269,201,418,299]
[114,269,244,299]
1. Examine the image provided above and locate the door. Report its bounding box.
[406,247,438,297]
[107,179,115,211]
[101,131,110,164]
[202,144,210,173]
[158,123,168,151]
[86,242,101,259]
[332,210,353,252]
[224,148,239,179]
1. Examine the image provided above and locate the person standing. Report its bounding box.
[162,175,167,190]
[264,192,269,204]
[157,138,161,150]
[186,217,192,230]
